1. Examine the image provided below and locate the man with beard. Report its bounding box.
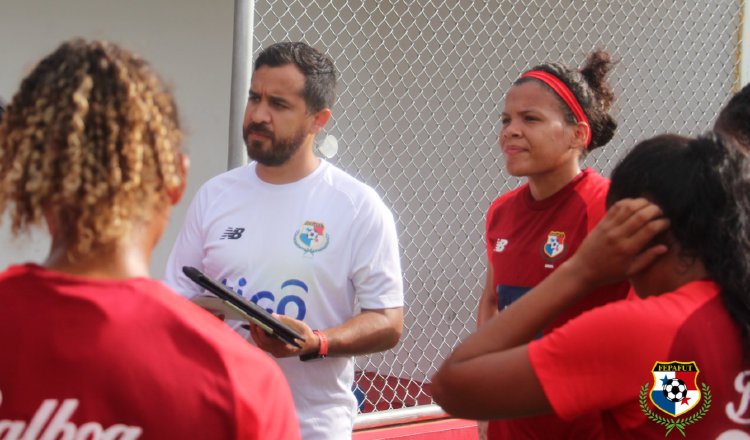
[165,42,404,440]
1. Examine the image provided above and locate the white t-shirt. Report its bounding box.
[165,160,404,440]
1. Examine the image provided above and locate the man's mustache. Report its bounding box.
[245,124,274,138]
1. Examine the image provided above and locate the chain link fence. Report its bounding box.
[251,0,741,427]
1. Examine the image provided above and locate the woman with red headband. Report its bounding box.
[475,50,629,439]
[435,133,750,438]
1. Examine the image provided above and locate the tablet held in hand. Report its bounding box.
[182,266,305,348]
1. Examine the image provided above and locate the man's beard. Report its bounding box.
[244,124,308,167]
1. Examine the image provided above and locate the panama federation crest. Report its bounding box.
[640,361,711,437]
[542,231,566,259]
[293,220,330,256]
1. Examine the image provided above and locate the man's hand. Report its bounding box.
[249,314,320,358]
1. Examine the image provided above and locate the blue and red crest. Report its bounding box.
[542,231,566,259]
[649,361,702,417]
[640,361,711,436]
[294,220,330,255]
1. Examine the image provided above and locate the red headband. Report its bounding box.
[521,70,591,148]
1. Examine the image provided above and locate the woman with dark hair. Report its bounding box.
[477,50,629,438]
[715,82,750,151]
[435,133,750,438]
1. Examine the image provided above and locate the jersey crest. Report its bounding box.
[640,361,711,436]
[294,220,330,255]
[542,231,566,259]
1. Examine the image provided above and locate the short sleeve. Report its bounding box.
[348,189,404,309]
[485,201,497,260]
[527,299,671,420]
[164,185,210,299]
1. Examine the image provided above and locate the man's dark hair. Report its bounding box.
[254,42,336,113]
[0,96,6,121]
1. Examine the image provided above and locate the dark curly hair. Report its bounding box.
[607,133,750,345]
[254,41,337,113]
[715,83,750,152]
[515,50,618,152]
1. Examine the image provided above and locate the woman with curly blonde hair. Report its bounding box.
[0,39,299,439]
[0,39,185,268]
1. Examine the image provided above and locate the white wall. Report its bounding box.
[0,0,236,276]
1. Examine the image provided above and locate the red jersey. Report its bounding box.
[0,264,300,440]
[485,169,629,439]
[529,280,750,439]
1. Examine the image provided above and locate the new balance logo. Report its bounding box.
[494,239,508,253]
[221,227,245,240]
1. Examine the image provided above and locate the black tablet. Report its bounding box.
[182,266,305,348]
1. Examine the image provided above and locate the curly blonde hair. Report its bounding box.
[0,39,184,258]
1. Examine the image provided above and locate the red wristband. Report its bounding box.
[314,330,328,357]
[300,330,328,361]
